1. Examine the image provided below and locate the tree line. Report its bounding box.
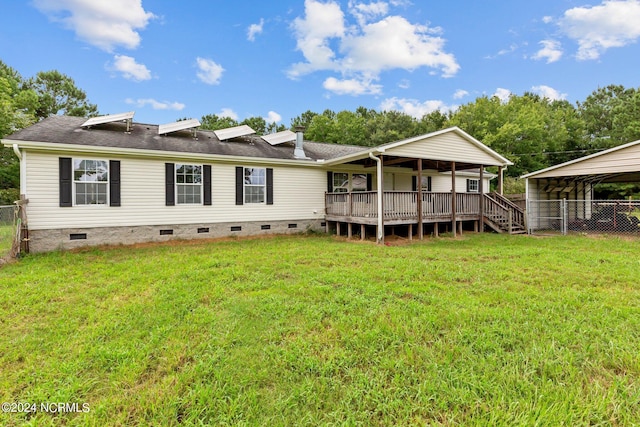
[2,57,640,203]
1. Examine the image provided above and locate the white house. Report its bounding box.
[2,112,518,252]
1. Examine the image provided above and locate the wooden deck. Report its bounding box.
[325,191,526,238]
[325,191,482,225]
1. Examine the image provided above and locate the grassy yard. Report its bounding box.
[0,224,14,258]
[0,233,639,426]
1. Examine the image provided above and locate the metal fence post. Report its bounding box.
[562,198,568,235]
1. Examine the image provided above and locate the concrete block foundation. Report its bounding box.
[27,219,326,253]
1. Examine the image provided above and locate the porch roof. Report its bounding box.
[322,127,512,169]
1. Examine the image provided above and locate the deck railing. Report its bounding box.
[326,191,482,221]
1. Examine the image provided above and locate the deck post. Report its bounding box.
[409,224,413,241]
[336,221,341,236]
[434,223,439,237]
[479,166,484,233]
[498,166,504,195]
[347,222,352,239]
[361,224,365,241]
[417,158,424,240]
[451,161,457,237]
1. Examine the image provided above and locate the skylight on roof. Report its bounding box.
[262,130,296,146]
[158,118,201,136]
[81,111,135,131]
[213,125,255,141]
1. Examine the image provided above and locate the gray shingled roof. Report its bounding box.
[4,115,367,162]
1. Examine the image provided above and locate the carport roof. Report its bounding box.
[521,139,640,182]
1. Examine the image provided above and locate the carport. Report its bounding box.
[522,139,640,235]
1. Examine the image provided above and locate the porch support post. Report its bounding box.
[451,161,457,237]
[369,152,385,244]
[347,222,352,239]
[417,158,424,240]
[361,224,365,241]
[479,165,484,233]
[380,155,384,244]
[498,166,504,195]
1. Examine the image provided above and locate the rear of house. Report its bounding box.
[3,114,515,252]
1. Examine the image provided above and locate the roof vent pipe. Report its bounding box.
[294,126,309,159]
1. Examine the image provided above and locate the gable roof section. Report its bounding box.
[522,139,640,180]
[323,127,512,167]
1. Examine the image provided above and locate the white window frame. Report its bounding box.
[467,179,479,193]
[175,164,203,205]
[73,158,109,206]
[244,167,266,204]
[332,172,349,193]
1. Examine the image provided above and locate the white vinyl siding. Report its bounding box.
[25,151,327,230]
[385,132,503,166]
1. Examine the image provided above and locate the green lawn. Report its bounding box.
[1,234,639,426]
[0,224,14,257]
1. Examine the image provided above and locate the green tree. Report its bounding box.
[577,85,637,149]
[26,70,98,119]
[199,114,239,131]
[290,110,318,130]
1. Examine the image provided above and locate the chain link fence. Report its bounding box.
[528,199,640,235]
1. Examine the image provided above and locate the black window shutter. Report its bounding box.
[427,176,432,192]
[59,157,72,207]
[366,173,373,191]
[466,179,471,192]
[203,165,212,205]
[327,171,333,193]
[266,168,274,205]
[235,166,244,205]
[109,160,121,207]
[165,163,175,206]
[412,176,417,191]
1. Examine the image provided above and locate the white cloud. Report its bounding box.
[341,16,459,77]
[453,89,469,100]
[33,0,155,52]
[493,88,512,102]
[265,111,282,123]
[248,18,264,41]
[348,1,389,26]
[542,16,554,24]
[531,85,567,101]
[532,39,563,63]
[288,0,459,92]
[323,76,382,95]
[196,57,224,85]
[111,55,151,81]
[218,108,238,120]
[559,0,640,60]
[398,79,410,89]
[289,0,346,78]
[380,97,455,118]
[125,98,185,111]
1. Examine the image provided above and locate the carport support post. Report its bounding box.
[417,158,423,240]
[451,161,457,238]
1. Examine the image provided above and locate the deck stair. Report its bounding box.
[483,192,527,234]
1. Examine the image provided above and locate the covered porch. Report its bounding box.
[321,127,518,243]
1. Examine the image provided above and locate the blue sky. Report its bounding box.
[2,0,640,127]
